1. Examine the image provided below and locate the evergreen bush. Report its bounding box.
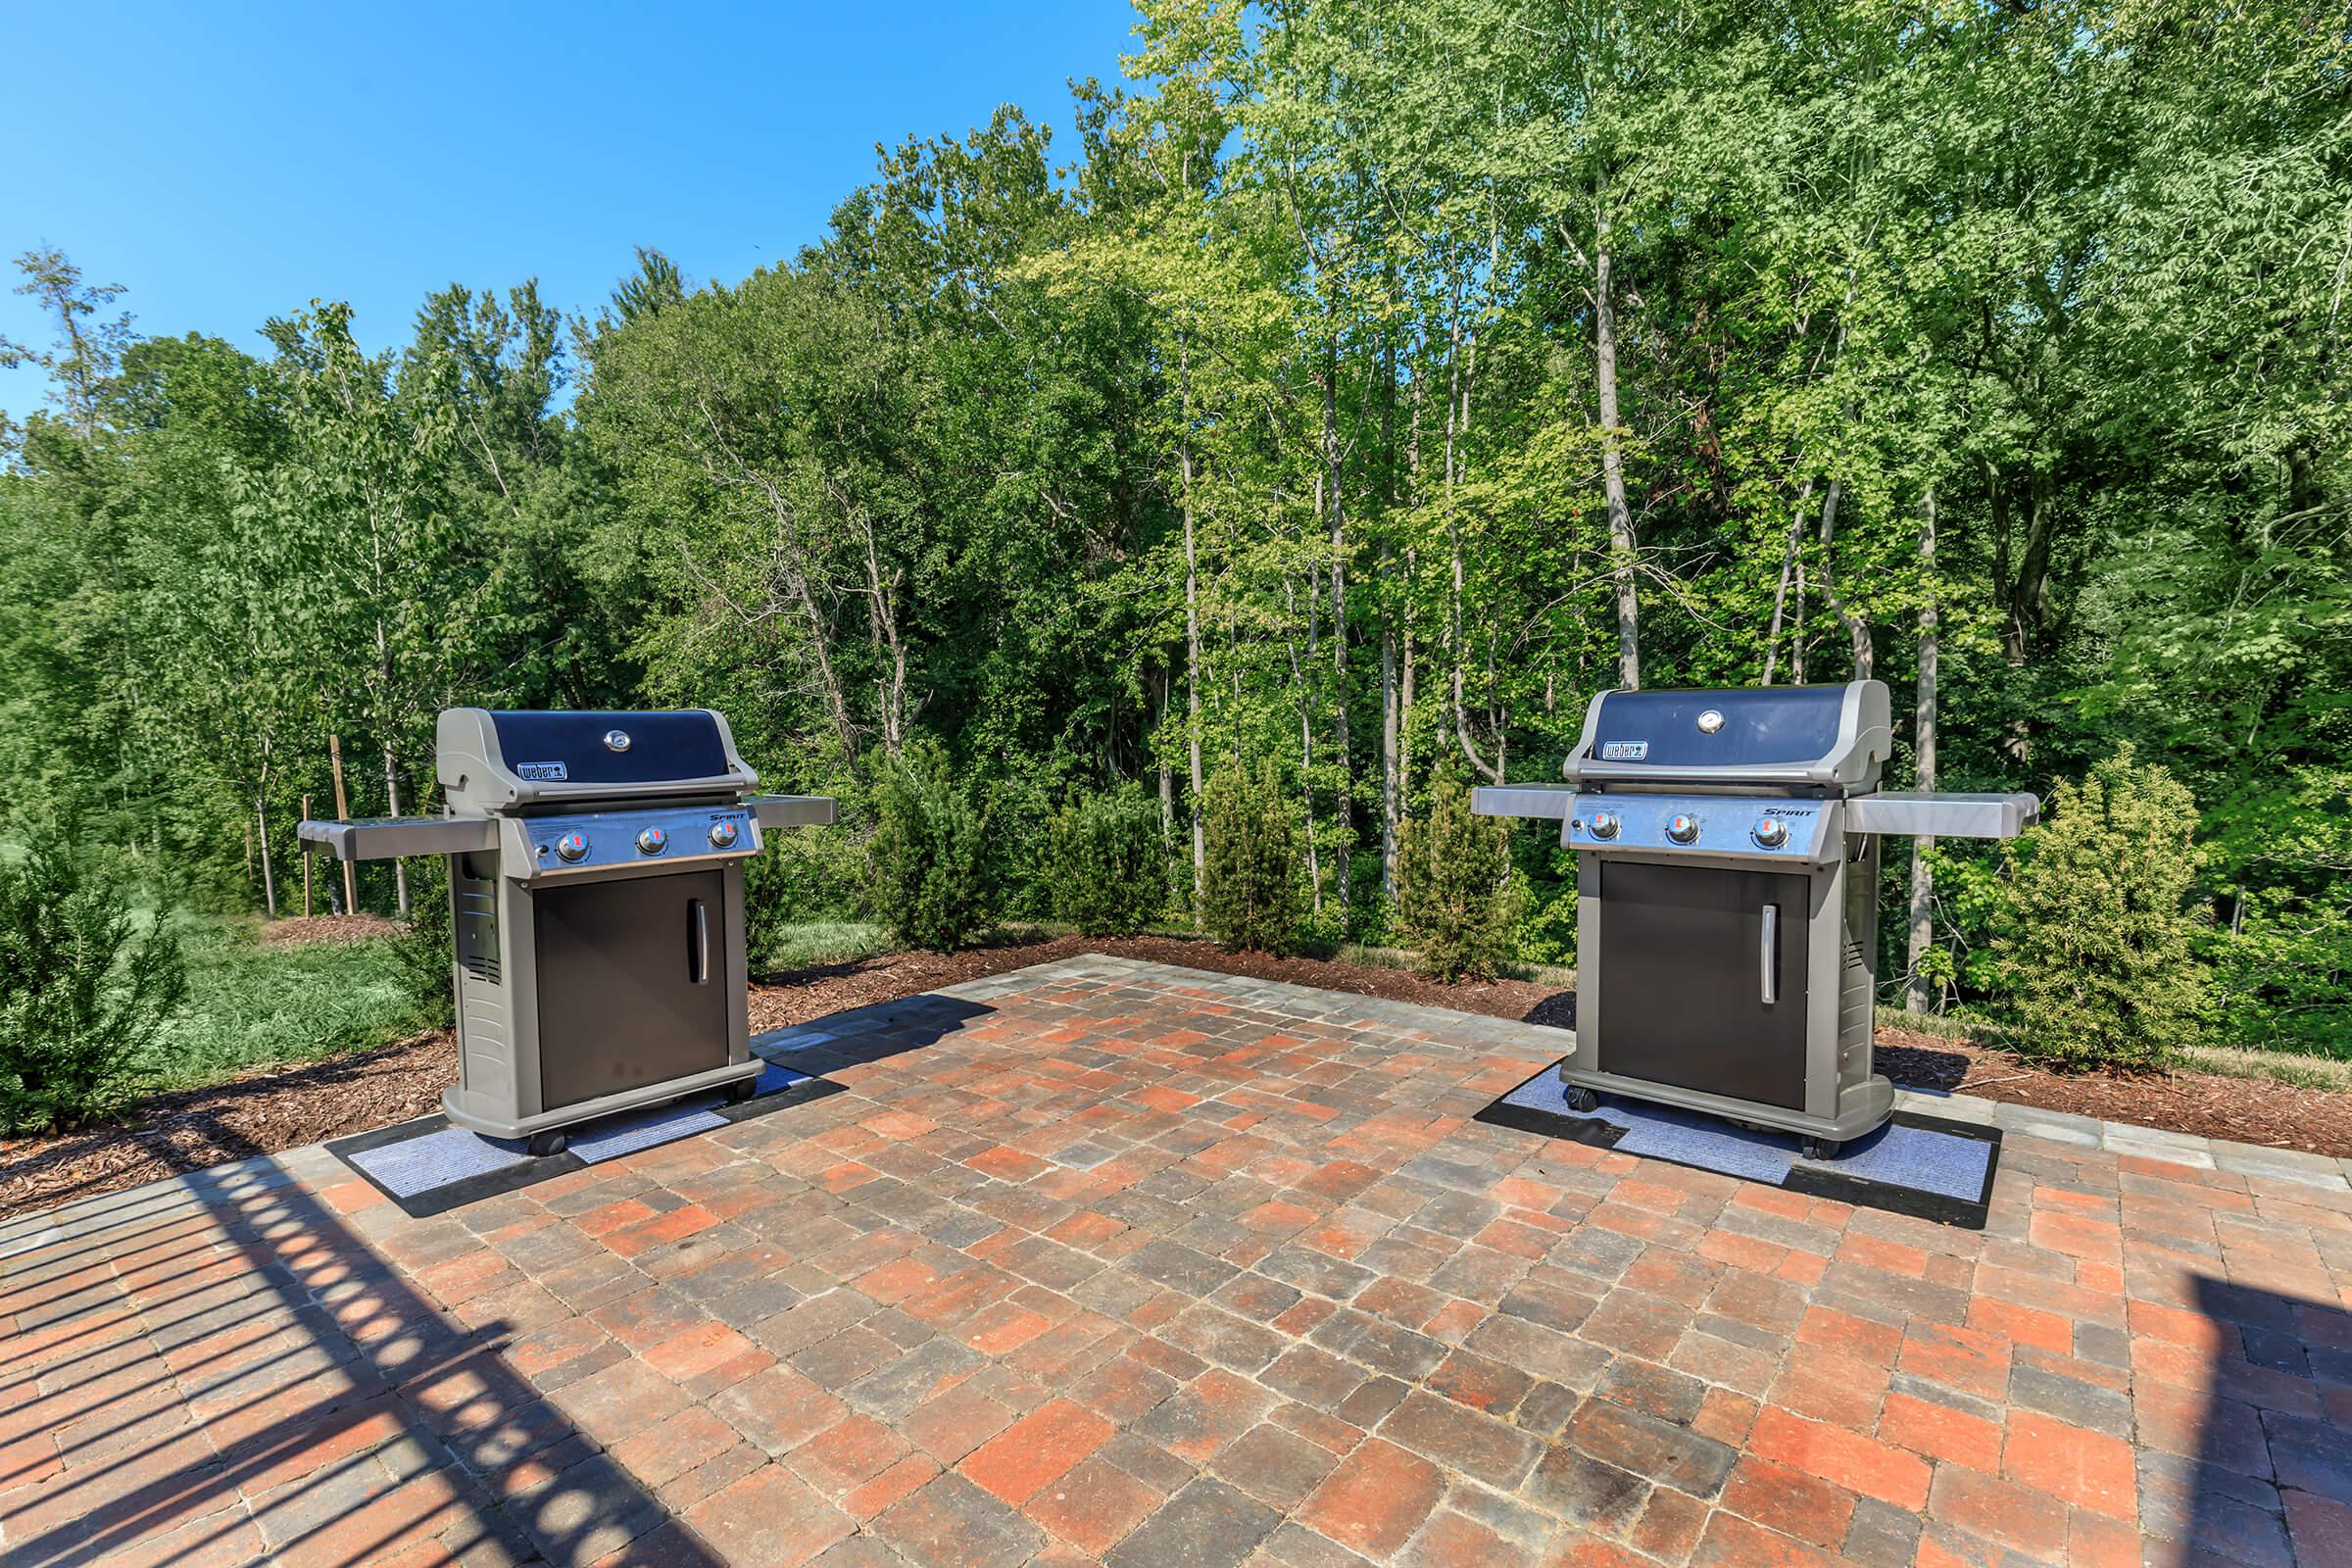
[870,739,993,952]
[1397,771,1521,982]
[390,856,457,1028]
[1046,788,1165,937]
[0,846,189,1133]
[1201,760,1306,955]
[1991,747,2210,1071]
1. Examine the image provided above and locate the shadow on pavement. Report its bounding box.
[0,1158,724,1566]
[2168,1272,2352,1565]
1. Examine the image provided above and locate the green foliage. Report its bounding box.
[161,921,427,1088]
[1397,772,1520,982]
[1201,760,1305,956]
[390,859,455,1030]
[0,845,187,1132]
[1046,788,1166,936]
[869,740,993,952]
[1992,750,2212,1072]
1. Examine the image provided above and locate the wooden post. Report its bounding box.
[301,794,314,919]
[329,734,359,915]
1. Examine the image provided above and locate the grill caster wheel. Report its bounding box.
[1800,1137,1841,1161]
[1564,1086,1599,1114]
[527,1130,568,1158]
[725,1078,759,1103]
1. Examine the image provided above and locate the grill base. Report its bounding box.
[1564,834,1892,1150]
[440,1057,762,1142]
[443,853,760,1142]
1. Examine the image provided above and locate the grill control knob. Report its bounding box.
[636,826,668,856]
[1587,810,1621,840]
[1752,816,1788,849]
[555,831,589,862]
[1666,813,1701,845]
[709,820,740,849]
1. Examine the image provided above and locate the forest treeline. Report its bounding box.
[0,0,2344,1054]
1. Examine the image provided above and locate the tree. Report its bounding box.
[1992,751,2211,1072]
[0,840,187,1132]
[1201,760,1306,955]
[1397,771,1518,982]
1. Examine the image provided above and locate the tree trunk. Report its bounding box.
[857,509,908,754]
[329,733,358,914]
[1445,292,1501,782]
[374,615,410,918]
[1905,485,1939,1014]
[1287,573,1324,911]
[383,741,410,918]
[1594,205,1640,690]
[1156,665,1175,845]
[1381,612,1399,902]
[1181,338,1206,925]
[1761,476,1817,686]
[1324,328,1352,924]
[1814,478,1873,679]
[255,734,277,919]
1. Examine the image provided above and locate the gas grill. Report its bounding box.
[300,709,835,1154]
[1475,681,2037,1157]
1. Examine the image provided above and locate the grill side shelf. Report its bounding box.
[1470,786,1580,820]
[298,816,498,861]
[1845,792,2041,839]
[749,794,838,828]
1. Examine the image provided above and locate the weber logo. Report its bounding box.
[1600,741,1648,760]
[516,760,568,781]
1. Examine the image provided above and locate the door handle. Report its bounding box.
[689,900,710,985]
[1759,903,1779,1004]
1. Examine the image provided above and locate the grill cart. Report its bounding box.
[1475,681,2037,1157]
[300,709,834,1155]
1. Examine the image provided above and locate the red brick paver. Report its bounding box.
[1,954,2346,1565]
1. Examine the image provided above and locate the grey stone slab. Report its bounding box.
[2209,1141,2351,1190]
[1989,1102,2104,1149]
[2109,1142,2216,1171]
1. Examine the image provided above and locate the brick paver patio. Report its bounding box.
[2,955,2347,1566]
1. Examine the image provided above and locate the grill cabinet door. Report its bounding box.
[1594,861,1809,1111]
[534,870,730,1110]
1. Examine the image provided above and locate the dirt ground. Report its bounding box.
[4,933,2344,1221]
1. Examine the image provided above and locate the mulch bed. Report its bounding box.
[0,1032,456,1221]
[260,913,405,947]
[5,934,2343,1222]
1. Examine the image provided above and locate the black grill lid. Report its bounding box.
[438,708,760,812]
[1566,681,1889,790]
[1587,687,1846,769]
[487,710,730,787]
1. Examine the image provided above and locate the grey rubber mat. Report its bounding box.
[1479,1066,2001,1228]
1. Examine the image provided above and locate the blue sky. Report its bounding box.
[1,1,1138,418]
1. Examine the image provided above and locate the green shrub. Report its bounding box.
[1991,747,2210,1071]
[870,739,993,952]
[1046,788,1165,937]
[390,857,456,1029]
[1397,771,1521,982]
[1201,760,1306,955]
[0,846,189,1132]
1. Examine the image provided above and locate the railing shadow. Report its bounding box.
[2164,1272,2351,1566]
[0,1157,724,1567]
